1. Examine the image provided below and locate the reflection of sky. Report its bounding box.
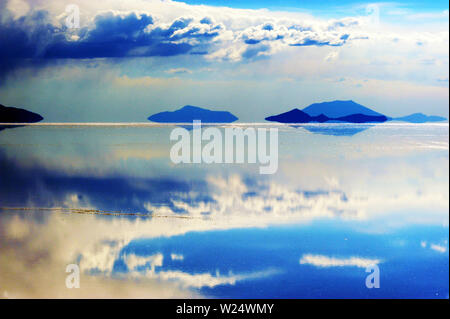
[0,124,448,298]
[116,221,448,298]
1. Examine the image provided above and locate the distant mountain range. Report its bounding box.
[265,108,389,124]
[265,100,447,124]
[0,101,447,126]
[148,105,238,123]
[302,100,384,118]
[392,113,447,123]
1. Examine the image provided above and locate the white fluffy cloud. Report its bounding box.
[0,0,448,119]
[4,0,447,65]
[299,254,381,268]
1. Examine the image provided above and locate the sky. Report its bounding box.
[0,0,448,122]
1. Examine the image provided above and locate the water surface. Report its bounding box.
[0,123,448,298]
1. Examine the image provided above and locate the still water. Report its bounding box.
[0,123,448,298]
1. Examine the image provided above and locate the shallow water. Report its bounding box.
[0,123,448,298]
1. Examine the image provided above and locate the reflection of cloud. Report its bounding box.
[124,253,163,272]
[299,254,381,268]
[145,174,361,224]
[171,253,184,261]
[421,241,448,253]
[123,253,278,289]
[0,210,279,297]
[145,269,278,289]
[0,214,196,298]
[430,244,447,253]
[1,137,448,228]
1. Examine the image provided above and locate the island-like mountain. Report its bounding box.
[148,105,238,123]
[265,109,329,123]
[266,101,389,123]
[265,100,446,124]
[302,100,384,118]
[1,103,44,123]
[393,113,447,123]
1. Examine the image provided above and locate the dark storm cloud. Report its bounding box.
[0,8,222,77]
[0,7,60,77]
[0,3,358,78]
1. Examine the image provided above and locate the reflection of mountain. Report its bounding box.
[266,100,388,124]
[148,105,238,123]
[1,103,44,131]
[393,113,447,123]
[299,124,373,136]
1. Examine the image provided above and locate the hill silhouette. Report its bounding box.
[265,101,389,124]
[1,104,43,123]
[393,113,447,123]
[148,105,238,123]
[302,100,384,118]
[265,109,329,123]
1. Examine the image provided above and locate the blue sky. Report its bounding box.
[177,0,449,12]
[0,0,448,121]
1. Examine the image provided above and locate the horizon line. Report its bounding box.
[1,122,448,126]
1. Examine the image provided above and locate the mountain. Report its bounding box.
[265,101,388,124]
[265,109,329,123]
[393,113,447,123]
[0,103,43,123]
[335,114,388,123]
[148,105,238,123]
[302,100,385,118]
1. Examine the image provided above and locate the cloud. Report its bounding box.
[324,50,340,62]
[1,10,222,60]
[1,0,448,95]
[171,253,184,261]
[166,67,192,74]
[0,0,364,76]
[299,254,382,268]
[0,7,224,77]
[405,10,449,21]
[114,74,180,86]
[0,7,58,76]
